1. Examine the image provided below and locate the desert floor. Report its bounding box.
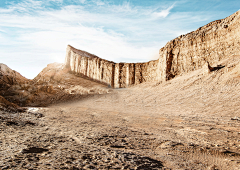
[1,58,240,169]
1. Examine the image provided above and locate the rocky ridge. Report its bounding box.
[65,45,158,88]
[0,63,111,109]
[0,64,29,111]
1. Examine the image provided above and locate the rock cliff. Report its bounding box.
[65,45,159,88]
[65,11,240,88]
[159,11,240,81]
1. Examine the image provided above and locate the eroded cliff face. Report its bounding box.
[65,11,240,87]
[160,11,240,81]
[65,45,159,88]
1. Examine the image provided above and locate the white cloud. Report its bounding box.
[48,0,63,2]
[109,1,138,14]
[13,0,43,11]
[152,3,175,19]
[0,29,6,33]
[93,0,105,6]
[0,8,14,13]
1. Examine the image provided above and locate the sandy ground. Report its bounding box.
[1,56,240,169]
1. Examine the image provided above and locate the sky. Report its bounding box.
[0,0,240,79]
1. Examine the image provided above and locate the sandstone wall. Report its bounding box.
[159,11,240,81]
[65,46,115,86]
[65,45,159,88]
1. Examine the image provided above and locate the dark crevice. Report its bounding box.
[119,63,124,87]
[85,59,88,75]
[133,64,135,85]
[110,145,125,148]
[111,64,115,88]
[166,49,175,80]
[139,65,143,83]
[101,67,104,80]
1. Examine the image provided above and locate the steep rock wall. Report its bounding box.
[65,45,159,88]
[159,11,240,81]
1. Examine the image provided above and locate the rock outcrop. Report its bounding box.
[0,64,29,111]
[65,46,159,88]
[159,11,240,81]
[65,11,240,87]
[0,63,29,89]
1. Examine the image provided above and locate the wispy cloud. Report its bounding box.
[0,29,6,33]
[108,1,138,14]
[152,3,175,18]
[93,0,105,6]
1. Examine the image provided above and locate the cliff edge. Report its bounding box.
[159,11,240,81]
[65,45,158,88]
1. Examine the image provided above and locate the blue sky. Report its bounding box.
[0,0,239,79]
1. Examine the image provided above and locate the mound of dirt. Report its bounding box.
[33,62,110,89]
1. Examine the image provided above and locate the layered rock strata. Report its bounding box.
[159,11,240,81]
[65,45,158,88]
[65,11,240,87]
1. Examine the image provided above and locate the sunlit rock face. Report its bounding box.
[159,11,240,81]
[0,63,29,87]
[65,45,159,88]
[66,11,240,87]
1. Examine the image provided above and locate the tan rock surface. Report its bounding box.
[65,45,159,88]
[0,63,29,86]
[0,64,29,111]
[159,11,240,81]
